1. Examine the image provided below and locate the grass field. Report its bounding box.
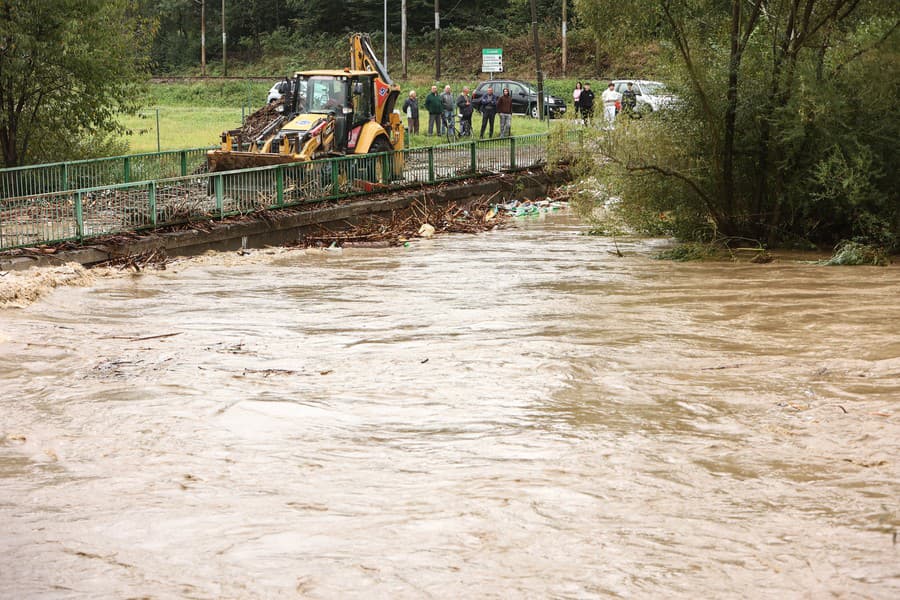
[119,107,244,153]
[119,80,566,153]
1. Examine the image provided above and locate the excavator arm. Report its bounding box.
[350,33,393,86]
[349,33,402,150]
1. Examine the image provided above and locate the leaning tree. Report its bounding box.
[0,0,152,166]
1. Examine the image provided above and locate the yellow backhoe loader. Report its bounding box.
[207,33,403,177]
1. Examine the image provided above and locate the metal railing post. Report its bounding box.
[470,141,477,173]
[62,163,69,191]
[75,191,84,240]
[123,156,131,183]
[148,181,157,227]
[276,165,284,207]
[428,147,435,183]
[510,137,517,170]
[180,150,188,176]
[215,174,224,216]
[331,158,340,196]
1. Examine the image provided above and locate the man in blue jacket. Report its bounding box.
[479,86,498,138]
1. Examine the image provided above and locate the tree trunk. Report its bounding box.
[1,126,19,167]
[402,0,407,79]
[722,0,741,217]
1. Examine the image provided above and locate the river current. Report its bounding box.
[1,214,898,598]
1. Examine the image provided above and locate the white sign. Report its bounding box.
[482,48,503,73]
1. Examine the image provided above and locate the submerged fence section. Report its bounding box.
[0,132,576,252]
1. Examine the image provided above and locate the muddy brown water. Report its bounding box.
[1,213,898,598]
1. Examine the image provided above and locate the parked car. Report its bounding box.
[267,79,291,104]
[471,80,567,119]
[610,80,676,114]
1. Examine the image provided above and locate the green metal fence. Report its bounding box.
[0,132,576,252]
[0,147,213,200]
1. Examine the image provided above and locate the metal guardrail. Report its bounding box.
[0,147,214,200]
[0,132,577,252]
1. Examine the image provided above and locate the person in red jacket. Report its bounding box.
[497,88,513,137]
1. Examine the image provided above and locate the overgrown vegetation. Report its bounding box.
[819,241,889,266]
[572,0,899,254]
[0,0,152,167]
[141,1,632,78]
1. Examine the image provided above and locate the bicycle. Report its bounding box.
[442,112,459,144]
[459,114,472,137]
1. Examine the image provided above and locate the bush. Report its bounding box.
[820,241,890,266]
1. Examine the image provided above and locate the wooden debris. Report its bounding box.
[104,332,182,342]
[301,194,510,248]
[96,248,170,271]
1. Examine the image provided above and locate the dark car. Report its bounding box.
[472,80,567,119]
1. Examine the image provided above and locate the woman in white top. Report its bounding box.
[601,82,620,125]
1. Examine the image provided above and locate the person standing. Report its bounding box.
[621,82,638,118]
[402,90,419,135]
[579,82,596,125]
[424,85,443,136]
[497,87,513,137]
[479,86,498,138]
[573,81,583,122]
[456,87,473,136]
[602,82,620,126]
[440,85,455,133]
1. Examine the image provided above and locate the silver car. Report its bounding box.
[267,80,290,104]
[612,80,675,114]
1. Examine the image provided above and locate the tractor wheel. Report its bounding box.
[367,137,394,183]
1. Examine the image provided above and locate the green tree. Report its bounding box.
[0,0,153,166]
[575,0,899,248]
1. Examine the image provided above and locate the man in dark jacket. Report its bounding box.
[579,82,596,124]
[402,90,420,134]
[621,82,639,118]
[424,85,442,136]
[456,87,473,136]
[479,86,498,138]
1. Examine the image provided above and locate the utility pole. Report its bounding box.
[529,0,544,121]
[383,0,388,69]
[435,0,440,80]
[562,0,567,77]
[201,0,206,76]
[221,0,227,76]
[402,0,408,78]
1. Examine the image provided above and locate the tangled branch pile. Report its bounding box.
[226,102,285,145]
[304,194,509,248]
[95,248,170,271]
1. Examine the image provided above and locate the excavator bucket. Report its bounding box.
[206,150,303,173]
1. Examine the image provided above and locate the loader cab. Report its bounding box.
[298,73,377,152]
[303,75,349,114]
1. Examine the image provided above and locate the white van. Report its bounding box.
[611,80,676,114]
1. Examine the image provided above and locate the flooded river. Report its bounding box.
[1,214,898,598]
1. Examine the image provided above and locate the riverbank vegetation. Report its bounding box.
[0,0,152,166]
[570,0,899,254]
